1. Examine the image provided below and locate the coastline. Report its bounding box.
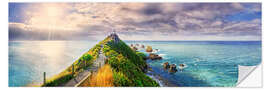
[138,44,177,87]
[135,44,176,87]
[146,65,178,87]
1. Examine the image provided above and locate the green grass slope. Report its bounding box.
[41,44,102,86]
[103,39,159,87]
[42,36,159,87]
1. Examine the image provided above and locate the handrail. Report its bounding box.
[74,72,92,87]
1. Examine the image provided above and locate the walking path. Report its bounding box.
[63,46,105,87]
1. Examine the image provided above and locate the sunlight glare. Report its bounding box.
[26,4,78,31]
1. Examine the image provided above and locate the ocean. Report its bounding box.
[9,41,261,87]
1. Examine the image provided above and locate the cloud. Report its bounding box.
[9,22,95,40]
[9,3,261,41]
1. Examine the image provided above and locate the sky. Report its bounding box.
[8,3,261,41]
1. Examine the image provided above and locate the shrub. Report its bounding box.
[136,52,147,60]
[113,70,132,86]
[103,40,159,87]
[82,54,93,61]
[42,72,73,87]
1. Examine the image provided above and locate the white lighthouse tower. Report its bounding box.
[108,29,120,43]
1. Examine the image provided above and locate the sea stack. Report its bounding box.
[179,64,185,67]
[169,64,177,73]
[132,46,138,51]
[149,53,162,60]
[163,62,170,69]
[146,46,153,52]
[141,45,145,48]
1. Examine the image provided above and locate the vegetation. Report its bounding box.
[42,35,159,87]
[42,72,73,86]
[42,43,101,87]
[103,39,159,87]
[80,64,114,87]
[136,52,147,60]
[106,40,148,70]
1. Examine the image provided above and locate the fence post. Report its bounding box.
[72,64,74,75]
[43,72,46,84]
[84,60,86,68]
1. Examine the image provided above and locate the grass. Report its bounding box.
[136,52,147,60]
[41,72,73,86]
[42,35,159,87]
[41,43,102,87]
[79,64,114,87]
[103,39,159,87]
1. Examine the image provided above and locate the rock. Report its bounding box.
[141,45,145,48]
[146,46,153,52]
[148,53,162,60]
[132,46,138,51]
[146,64,153,72]
[169,64,177,72]
[142,64,149,73]
[179,64,185,67]
[179,64,185,70]
[163,62,170,69]
[142,56,148,60]
[136,44,139,46]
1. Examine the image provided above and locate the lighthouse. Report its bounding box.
[109,29,120,43]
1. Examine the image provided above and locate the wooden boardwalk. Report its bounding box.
[63,48,106,87]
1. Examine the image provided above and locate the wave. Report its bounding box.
[158,54,166,57]
[179,64,188,69]
[146,74,164,87]
[152,49,160,53]
[158,53,171,59]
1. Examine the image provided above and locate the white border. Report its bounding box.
[237,64,262,87]
[2,0,270,90]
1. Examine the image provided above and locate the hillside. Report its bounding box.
[80,34,159,87]
[42,33,159,87]
[41,42,101,86]
[102,37,159,86]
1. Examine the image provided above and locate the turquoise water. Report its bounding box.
[126,41,261,87]
[9,41,261,87]
[9,41,98,87]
